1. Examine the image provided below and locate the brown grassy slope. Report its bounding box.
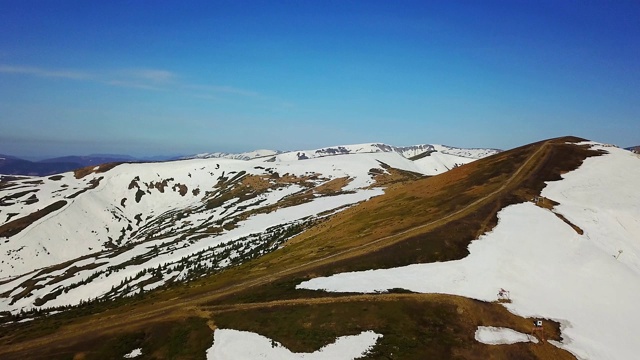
[0,137,598,360]
[73,162,122,179]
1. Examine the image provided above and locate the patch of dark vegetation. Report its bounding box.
[48,175,64,181]
[155,178,170,193]
[135,189,145,203]
[0,200,67,238]
[65,177,103,199]
[173,183,188,196]
[228,170,247,184]
[192,188,200,196]
[554,213,584,235]
[408,149,436,161]
[386,287,417,294]
[128,178,139,189]
[23,194,38,205]
[368,168,384,176]
[4,213,19,222]
[24,180,44,185]
[120,197,127,207]
[0,189,39,206]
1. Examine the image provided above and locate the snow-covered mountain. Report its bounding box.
[187,143,500,162]
[187,143,500,177]
[0,142,498,313]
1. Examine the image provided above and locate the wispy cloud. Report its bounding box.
[0,63,291,107]
[0,63,180,90]
[121,69,177,83]
[104,80,166,91]
[0,65,93,80]
[187,84,260,97]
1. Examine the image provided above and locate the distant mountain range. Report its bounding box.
[0,154,179,176]
[2,143,501,176]
[4,141,633,177]
[626,145,640,154]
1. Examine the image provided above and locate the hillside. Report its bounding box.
[0,137,637,359]
[0,141,495,311]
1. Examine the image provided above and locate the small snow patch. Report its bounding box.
[475,326,538,345]
[207,328,381,360]
[123,348,142,358]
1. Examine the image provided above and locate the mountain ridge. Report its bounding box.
[187,142,502,162]
[0,136,637,360]
[1,142,500,176]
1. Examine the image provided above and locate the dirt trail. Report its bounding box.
[0,141,551,357]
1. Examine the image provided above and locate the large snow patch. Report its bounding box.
[207,329,381,360]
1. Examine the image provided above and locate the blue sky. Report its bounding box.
[1,1,639,157]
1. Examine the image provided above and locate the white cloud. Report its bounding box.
[0,65,92,80]
[122,69,177,83]
[187,84,260,97]
[0,64,290,106]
